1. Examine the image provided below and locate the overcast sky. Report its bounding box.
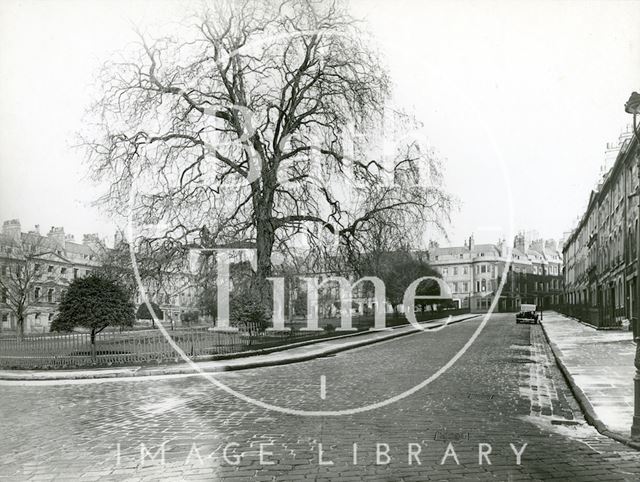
[0,0,638,248]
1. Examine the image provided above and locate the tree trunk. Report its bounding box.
[255,205,275,309]
[90,329,96,361]
[17,314,24,341]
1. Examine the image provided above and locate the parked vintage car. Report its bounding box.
[515,304,541,324]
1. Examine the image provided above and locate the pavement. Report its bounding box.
[540,311,638,449]
[3,313,640,480]
[0,313,478,381]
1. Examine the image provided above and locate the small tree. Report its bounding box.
[51,274,135,359]
[136,301,163,327]
[359,249,441,315]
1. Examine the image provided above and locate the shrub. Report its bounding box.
[230,298,270,335]
[136,301,163,320]
[181,310,200,325]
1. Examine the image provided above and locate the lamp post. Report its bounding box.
[625,91,640,440]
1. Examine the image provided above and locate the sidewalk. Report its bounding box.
[540,311,638,448]
[0,313,478,382]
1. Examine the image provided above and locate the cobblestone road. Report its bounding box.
[1,313,640,481]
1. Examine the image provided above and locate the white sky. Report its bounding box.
[0,0,639,247]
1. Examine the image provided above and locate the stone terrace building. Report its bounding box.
[0,220,102,333]
[0,219,198,334]
[562,128,639,328]
[427,234,563,312]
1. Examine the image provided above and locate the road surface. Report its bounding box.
[1,313,639,481]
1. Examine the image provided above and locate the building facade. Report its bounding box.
[562,128,639,328]
[428,234,563,312]
[0,219,197,334]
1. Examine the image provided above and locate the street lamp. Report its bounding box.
[626,91,640,441]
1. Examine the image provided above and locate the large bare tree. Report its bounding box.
[85,0,451,307]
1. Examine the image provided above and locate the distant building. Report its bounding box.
[0,220,102,333]
[427,234,563,312]
[0,219,198,334]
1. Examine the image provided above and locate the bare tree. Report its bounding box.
[0,234,61,338]
[96,236,195,327]
[85,0,451,309]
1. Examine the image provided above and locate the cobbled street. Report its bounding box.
[2,313,640,481]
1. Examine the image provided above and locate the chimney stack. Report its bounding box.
[530,239,544,252]
[82,233,102,253]
[2,219,21,241]
[513,233,526,252]
[47,226,66,249]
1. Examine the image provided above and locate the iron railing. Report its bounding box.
[554,304,621,329]
[0,308,470,369]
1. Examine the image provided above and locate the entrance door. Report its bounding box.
[610,286,616,324]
